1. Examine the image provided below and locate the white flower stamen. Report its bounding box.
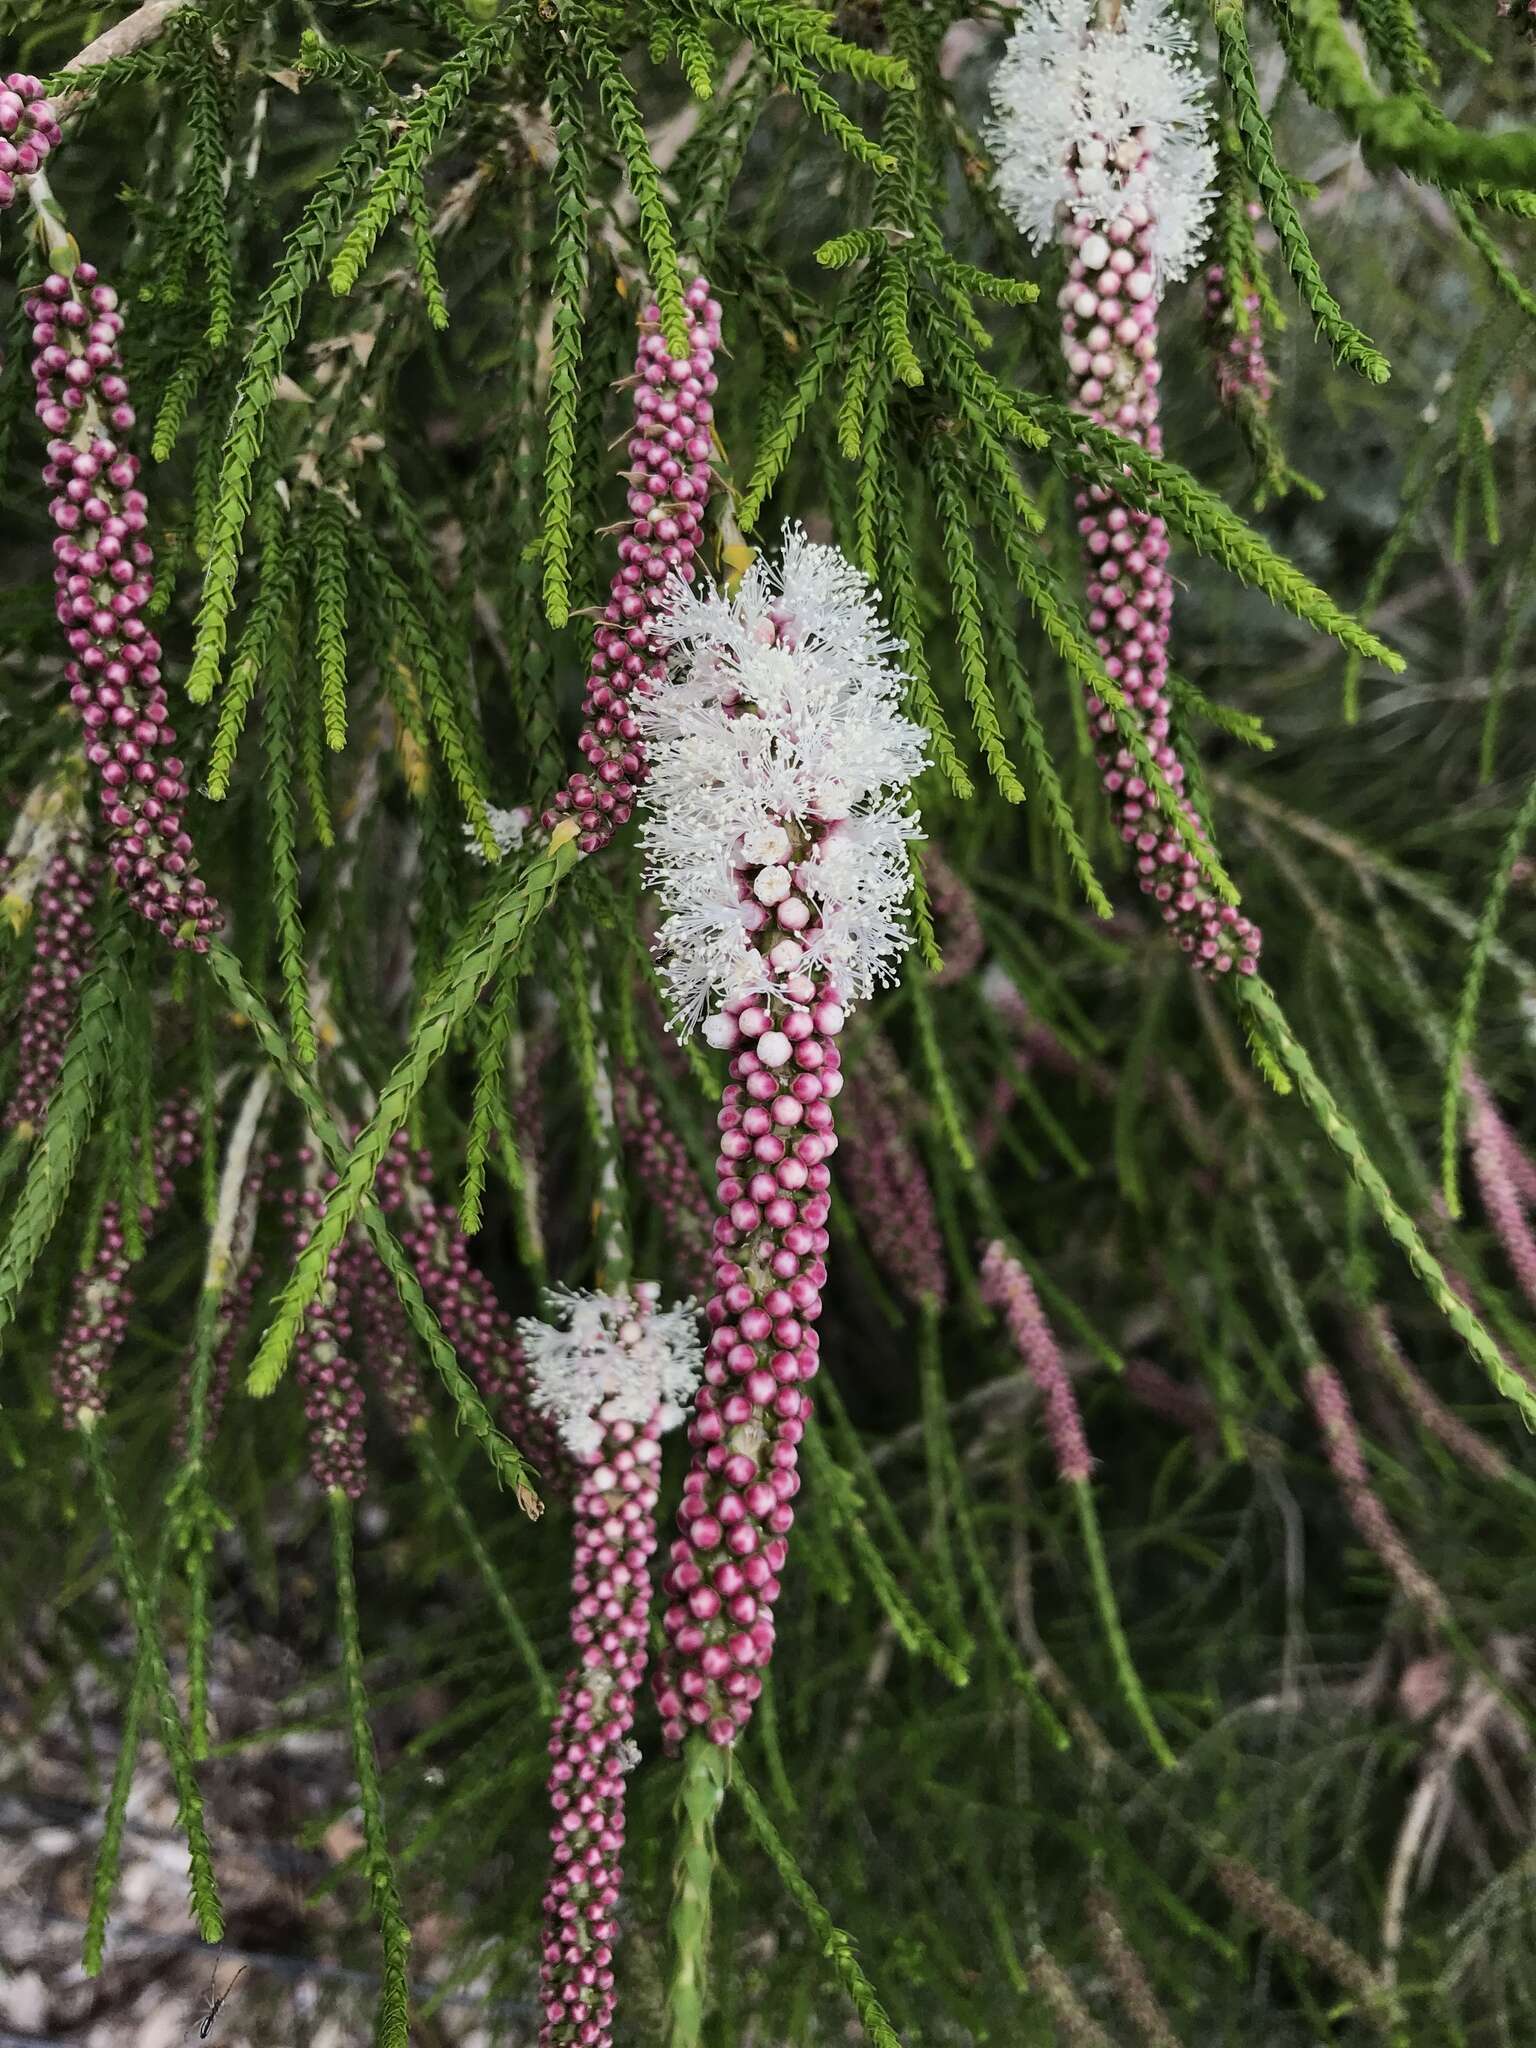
[518,1283,703,1461]
[637,526,928,1034]
[987,0,1216,283]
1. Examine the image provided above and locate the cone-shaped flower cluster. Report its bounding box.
[30,263,221,948]
[174,1140,269,1456]
[284,1170,367,1499]
[640,530,925,1748]
[923,844,986,988]
[519,1285,701,2048]
[1350,1305,1512,1489]
[1124,1356,1222,1446]
[0,77,217,947]
[987,0,1215,283]
[54,1098,200,1428]
[991,2,1260,976]
[0,72,60,210]
[1305,1361,1448,1625]
[842,1033,948,1309]
[640,526,926,1031]
[465,802,532,865]
[177,1247,264,1457]
[3,835,97,1137]
[1209,1857,1387,2019]
[975,962,1108,1157]
[520,1284,702,1463]
[514,1030,551,1185]
[979,1240,1092,1482]
[542,279,723,855]
[1085,1888,1182,2048]
[346,1243,433,1438]
[618,1064,716,1300]
[1465,1073,1536,1317]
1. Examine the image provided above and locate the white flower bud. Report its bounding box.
[752,864,793,905]
[739,823,793,865]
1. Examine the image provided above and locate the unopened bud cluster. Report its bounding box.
[1061,205,1260,975]
[0,76,218,949]
[0,72,60,209]
[618,1064,716,1299]
[3,836,97,1137]
[30,262,220,947]
[640,533,925,1747]
[284,1172,367,1498]
[992,4,1260,974]
[1204,228,1275,415]
[54,1099,200,1428]
[654,968,844,1747]
[980,1240,1093,1484]
[378,1135,564,1483]
[842,1034,948,1309]
[520,1287,700,2048]
[543,280,723,855]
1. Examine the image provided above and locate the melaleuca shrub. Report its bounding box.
[1,7,1535,2047]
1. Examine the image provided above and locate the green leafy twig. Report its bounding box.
[328,22,518,298]
[1026,398,1405,669]
[733,1764,907,2047]
[1210,0,1390,383]
[82,1422,224,1944]
[202,942,542,1503]
[1439,771,1536,1216]
[330,1489,412,2046]
[187,116,391,702]
[1239,978,1536,1432]
[246,834,578,1398]
[540,52,592,629]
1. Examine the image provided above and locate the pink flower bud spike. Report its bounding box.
[0,88,220,948]
[3,834,97,1139]
[54,1098,200,1429]
[638,528,927,1751]
[519,1286,701,2048]
[634,527,930,2047]
[31,258,221,948]
[989,2,1261,976]
[542,279,723,857]
[980,1239,1175,1768]
[1306,1360,1450,1627]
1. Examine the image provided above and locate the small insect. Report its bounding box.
[189,1949,247,2040]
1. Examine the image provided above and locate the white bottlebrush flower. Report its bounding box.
[517,1283,703,1461]
[987,0,1216,283]
[638,526,927,1032]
